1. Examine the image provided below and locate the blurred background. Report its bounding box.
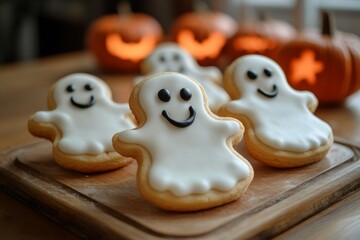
[0,0,359,65]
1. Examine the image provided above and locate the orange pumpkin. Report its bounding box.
[87,3,163,72]
[226,13,295,61]
[170,1,237,66]
[277,12,360,104]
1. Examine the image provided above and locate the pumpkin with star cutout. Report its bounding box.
[226,12,296,61]
[170,1,237,67]
[277,11,360,104]
[87,3,163,72]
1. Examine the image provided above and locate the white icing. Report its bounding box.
[119,73,250,196]
[225,55,332,152]
[33,73,135,154]
[138,43,230,111]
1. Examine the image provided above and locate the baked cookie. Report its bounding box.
[137,42,230,112]
[28,73,136,173]
[113,72,253,211]
[219,55,333,168]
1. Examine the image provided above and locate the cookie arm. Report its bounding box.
[305,91,318,112]
[210,116,244,146]
[112,128,145,160]
[224,100,251,114]
[111,104,137,127]
[28,111,68,141]
[32,110,68,124]
[113,103,131,113]
[294,90,318,112]
[113,128,143,146]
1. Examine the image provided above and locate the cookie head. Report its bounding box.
[52,73,110,110]
[139,72,205,129]
[232,55,288,99]
[141,43,196,74]
[158,87,195,128]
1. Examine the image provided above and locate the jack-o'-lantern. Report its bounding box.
[87,3,163,72]
[277,11,360,104]
[226,12,296,61]
[170,1,237,66]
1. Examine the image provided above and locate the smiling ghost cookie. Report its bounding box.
[219,55,334,168]
[137,43,230,112]
[28,73,136,173]
[113,72,253,211]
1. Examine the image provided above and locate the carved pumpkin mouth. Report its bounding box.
[105,33,157,62]
[177,30,226,60]
[257,85,278,98]
[162,106,196,128]
[233,35,276,52]
[70,96,95,109]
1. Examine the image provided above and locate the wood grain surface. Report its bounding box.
[276,190,360,240]
[1,139,359,239]
[0,190,80,240]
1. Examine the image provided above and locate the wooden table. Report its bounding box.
[0,52,359,239]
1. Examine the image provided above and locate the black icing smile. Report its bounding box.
[70,96,95,109]
[257,85,278,98]
[162,106,196,128]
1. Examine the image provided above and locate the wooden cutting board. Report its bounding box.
[0,139,359,239]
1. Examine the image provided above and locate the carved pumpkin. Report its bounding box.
[227,13,296,61]
[87,3,163,72]
[277,12,360,104]
[170,1,237,66]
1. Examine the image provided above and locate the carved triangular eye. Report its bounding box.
[247,70,257,80]
[158,89,171,102]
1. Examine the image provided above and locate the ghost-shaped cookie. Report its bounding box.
[28,73,136,173]
[219,55,334,168]
[113,72,253,211]
[136,43,230,112]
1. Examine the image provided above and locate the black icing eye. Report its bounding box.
[180,88,192,101]
[158,89,171,102]
[159,55,165,62]
[247,70,258,80]
[66,84,75,93]
[84,83,93,91]
[173,53,180,61]
[264,68,272,77]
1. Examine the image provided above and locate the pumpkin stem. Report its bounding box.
[117,1,132,16]
[294,0,305,31]
[238,0,247,24]
[321,11,334,37]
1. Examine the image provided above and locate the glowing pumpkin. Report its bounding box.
[87,3,163,72]
[226,13,295,61]
[170,1,237,66]
[277,12,360,104]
